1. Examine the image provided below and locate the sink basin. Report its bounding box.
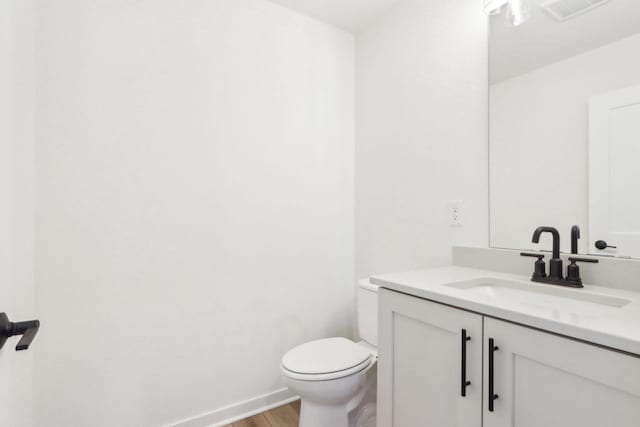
[445,278,631,310]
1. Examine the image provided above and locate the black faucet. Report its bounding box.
[532,226,562,279]
[571,225,580,255]
[522,225,599,288]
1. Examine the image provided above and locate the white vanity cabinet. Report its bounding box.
[378,288,640,427]
[484,317,640,427]
[377,288,483,427]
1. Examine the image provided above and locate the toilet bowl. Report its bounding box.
[281,280,379,427]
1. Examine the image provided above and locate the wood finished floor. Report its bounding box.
[224,400,300,427]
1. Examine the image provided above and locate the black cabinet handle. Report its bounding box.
[488,338,499,412]
[461,329,471,397]
[0,312,40,352]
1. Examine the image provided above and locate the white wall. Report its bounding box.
[490,34,640,253]
[33,1,354,426]
[355,0,489,279]
[0,1,36,426]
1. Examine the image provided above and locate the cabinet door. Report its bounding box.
[484,318,640,427]
[378,289,482,427]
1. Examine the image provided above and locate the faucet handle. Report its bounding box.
[520,252,544,260]
[566,257,599,287]
[520,252,546,279]
[568,257,599,264]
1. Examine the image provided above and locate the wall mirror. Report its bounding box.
[489,0,640,258]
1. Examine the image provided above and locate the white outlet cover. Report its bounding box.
[447,200,464,226]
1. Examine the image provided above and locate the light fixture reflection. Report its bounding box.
[483,0,509,15]
[483,0,532,27]
[506,0,532,26]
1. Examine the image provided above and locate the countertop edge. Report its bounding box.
[371,271,640,358]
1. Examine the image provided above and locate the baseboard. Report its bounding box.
[169,388,299,427]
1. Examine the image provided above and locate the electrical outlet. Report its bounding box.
[447,200,463,226]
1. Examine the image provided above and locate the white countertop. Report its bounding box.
[371,266,640,356]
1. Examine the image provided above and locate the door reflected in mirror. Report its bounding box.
[489,0,640,258]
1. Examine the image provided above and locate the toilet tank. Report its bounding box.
[357,279,379,347]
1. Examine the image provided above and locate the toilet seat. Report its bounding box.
[281,337,375,382]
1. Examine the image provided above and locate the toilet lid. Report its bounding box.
[281,337,373,376]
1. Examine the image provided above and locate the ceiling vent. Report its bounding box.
[541,0,610,22]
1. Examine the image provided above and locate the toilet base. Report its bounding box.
[299,401,351,427]
[288,362,376,427]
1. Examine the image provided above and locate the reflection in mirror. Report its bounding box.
[489,0,640,258]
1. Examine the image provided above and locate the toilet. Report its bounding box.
[281,279,379,427]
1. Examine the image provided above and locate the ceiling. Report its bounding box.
[267,0,640,82]
[491,0,640,83]
[267,0,402,33]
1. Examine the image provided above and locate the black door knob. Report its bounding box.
[595,240,617,250]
